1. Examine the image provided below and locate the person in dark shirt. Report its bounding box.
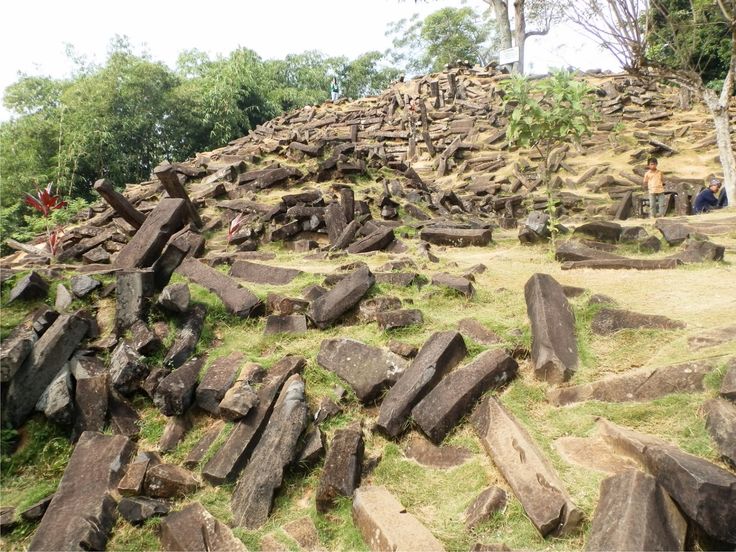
[693,178,723,214]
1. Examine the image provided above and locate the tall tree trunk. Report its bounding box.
[514,0,526,74]
[703,89,736,209]
[487,0,513,50]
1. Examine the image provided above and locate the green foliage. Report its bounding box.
[387,7,496,74]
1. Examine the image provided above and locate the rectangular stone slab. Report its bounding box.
[471,396,583,537]
[376,331,466,439]
[412,349,518,444]
[202,356,306,484]
[115,198,187,269]
[316,424,364,513]
[586,470,687,551]
[177,258,262,317]
[160,502,245,551]
[419,227,492,247]
[352,486,445,552]
[29,432,135,551]
[5,312,89,428]
[230,260,302,285]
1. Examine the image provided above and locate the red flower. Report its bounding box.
[25,183,67,217]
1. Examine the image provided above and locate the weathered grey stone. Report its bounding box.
[721,358,736,401]
[5,312,89,428]
[561,258,681,270]
[377,331,466,439]
[308,265,375,329]
[375,309,423,330]
[70,275,100,298]
[93,178,146,229]
[115,198,187,268]
[316,424,364,513]
[331,219,361,251]
[688,326,736,352]
[352,486,445,552]
[154,356,204,416]
[374,272,418,287]
[160,502,246,552]
[177,257,262,317]
[184,420,225,468]
[465,486,507,529]
[144,463,199,498]
[413,349,518,444]
[230,260,302,285]
[548,360,714,406]
[36,366,74,426]
[28,432,135,551]
[19,494,54,522]
[283,516,321,551]
[203,356,305,484]
[555,240,623,262]
[109,340,148,395]
[458,318,502,346]
[431,272,474,296]
[553,435,639,475]
[358,296,402,322]
[118,497,170,525]
[325,202,348,245]
[55,283,74,311]
[598,419,736,545]
[118,453,156,497]
[471,397,583,537]
[573,221,622,243]
[586,470,687,551]
[264,314,308,335]
[420,227,492,247]
[403,434,472,468]
[655,219,691,246]
[347,226,395,253]
[159,414,193,452]
[164,304,206,368]
[591,308,685,335]
[0,506,16,534]
[388,340,418,358]
[196,352,242,414]
[703,398,736,468]
[297,426,325,466]
[0,314,37,383]
[671,238,725,263]
[8,271,49,303]
[232,374,308,529]
[620,225,650,243]
[108,391,141,438]
[317,338,408,403]
[524,273,578,384]
[313,396,342,424]
[158,283,190,314]
[115,269,155,333]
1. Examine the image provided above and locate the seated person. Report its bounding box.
[693,178,723,214]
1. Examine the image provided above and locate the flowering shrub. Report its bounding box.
[24,183,68,258]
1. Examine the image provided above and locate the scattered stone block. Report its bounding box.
[703,398,736,468]
[655,219,691,246]
[154,356,204,416]
[413,349,518,444]
[586,470,687,551]
[317,338,408,403]
[313,396,342,425]
[572,220,622,242]
[230,260,303,285]
[108,391,141,438]
[144,463,199,498]
[159,502,246,552]
[472,397,583,537]
[196,352,243,414]
[555,240,622,262]
[388,340,417,358]
[721,358,736,401]
[375,308,423,330]
[70,275,101,298]
[524,273,578,384]
[308,265,375,329]
[203,356,305,484]
[158,283,190,314]
[0,314,38,383]
[671,238,725,263]
[548,360,714,405]
[403,434,472,468]
[118,497,170,526]
[177,258,262,317]
[184,420,225,469]
[115,269,155,333]
[29,432,135,551]
[115,198,187,268]
[5,311,89,428]
[458,318,502,346]
[316,423,364,512]
[358,296,402,322]
[232,374,308,529]
[431,272,474,296]
[283,516,321,551]
[109,340,148,395]
[0,507,16,534]
[19,494,54,522]
[264,314,308,335]
[347,226,395,253]
[377,331,466,439]
[352,486,445,552]
[591,307,685,334]
[8,271,49,303]
[55,283,74,311]
[465,486,507,529]
[159,414,193,452]
[36,366,74,426]
[164,304,206,368]
[420,227,492,247]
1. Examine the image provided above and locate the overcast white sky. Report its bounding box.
[0,0,620,121]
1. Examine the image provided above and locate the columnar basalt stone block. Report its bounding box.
[307,265,375,329]
[316,423,364,512]
[115,269,155,334]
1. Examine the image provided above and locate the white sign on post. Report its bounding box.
[499,47,519,66]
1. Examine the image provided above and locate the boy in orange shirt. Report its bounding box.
[643,157,666,218]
